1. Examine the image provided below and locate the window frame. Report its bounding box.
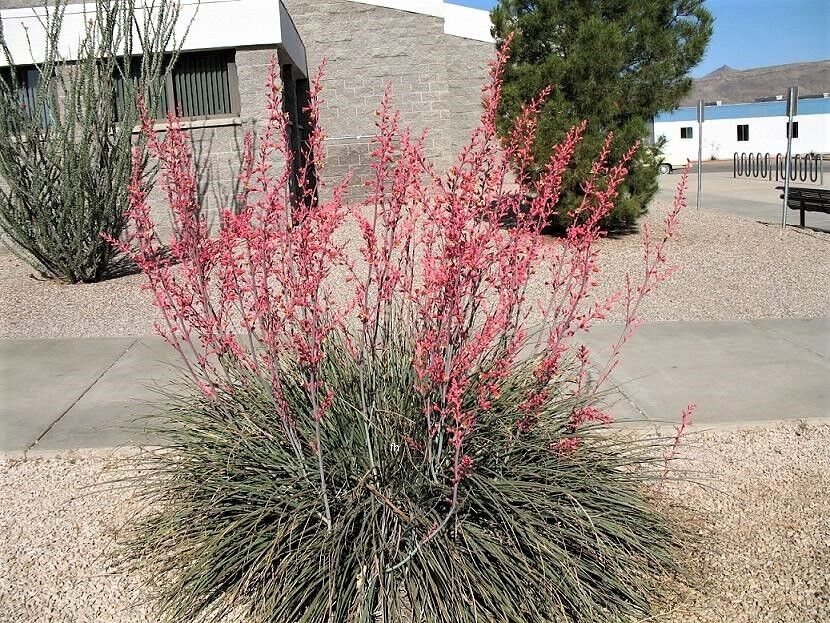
[680,126,693,139]
[1,64,53,128]
[786,121,799,139]
[169,50,241,120]
[114,49,241,123]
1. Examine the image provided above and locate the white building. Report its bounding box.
[654,96,830,164]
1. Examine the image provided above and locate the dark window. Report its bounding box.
[680,126,693,139]
[114,49,239,121]
[737,124,749,141]
[281,63,315,205]
[113,57,169,121]
[173,51,235,117]
[1,65,51,127]
[786,121,799,138]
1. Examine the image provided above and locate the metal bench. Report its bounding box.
[776,186,830,227]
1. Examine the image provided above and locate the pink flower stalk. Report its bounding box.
[662,403,696,482]
[112,38,692,543]
[550,437,582,455]
[112,59,349,526]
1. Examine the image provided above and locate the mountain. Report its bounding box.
[703,64,736,78]
[681,60,830,106]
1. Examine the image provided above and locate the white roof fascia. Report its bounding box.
[442,2,494,43]
[347,0,494,43]
[0,0,287,67]
[0,0,492,69]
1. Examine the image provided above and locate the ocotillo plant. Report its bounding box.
[113,40,694,623]
[0,0,181,282]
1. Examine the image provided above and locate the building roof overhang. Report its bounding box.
[0,0,308,75]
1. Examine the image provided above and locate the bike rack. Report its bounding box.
[734,152,823,184]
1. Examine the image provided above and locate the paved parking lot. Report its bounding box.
[657,160,830,231]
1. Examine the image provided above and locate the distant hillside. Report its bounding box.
[681,60,830,106]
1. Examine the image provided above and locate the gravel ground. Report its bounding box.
[661,423,830,623]
[0,452,150,622]
[0,253,158,340]
[1,199,829,339]
[593,205,830,322]
[1,422,827,622]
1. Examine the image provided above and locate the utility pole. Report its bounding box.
[696,99,704,210]
[781,86,798,229]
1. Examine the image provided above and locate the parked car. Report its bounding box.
[657,154,691,174]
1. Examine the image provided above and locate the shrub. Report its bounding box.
[490,0,712,231]
[0,0,180,282]
[114,42,693,623]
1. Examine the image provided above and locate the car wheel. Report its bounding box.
[658,163,671,175]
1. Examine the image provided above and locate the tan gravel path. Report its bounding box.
[0,453,150,622]
[593,205,830,322]
[1,422,827,622]
[2,200,829,339]
[0,252,158,339]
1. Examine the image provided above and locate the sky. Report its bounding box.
[450,0,830,77]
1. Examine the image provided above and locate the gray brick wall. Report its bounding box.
[283,0,493,191]
[444,35,494,154]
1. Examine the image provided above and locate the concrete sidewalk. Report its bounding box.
[1,318,828,456]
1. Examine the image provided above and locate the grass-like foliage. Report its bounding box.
[129,345,679,622]
[114,40,693,622]
[0,0,180,282]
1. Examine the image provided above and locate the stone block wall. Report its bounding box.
[184,45,274,225]
[284,0,493,195]
[444,35,494,154]
[180,0,494,207]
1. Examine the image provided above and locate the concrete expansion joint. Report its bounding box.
[748,319,828,361]
[587,364,650,420]
[23,338,140,459]
[612,381,650,420]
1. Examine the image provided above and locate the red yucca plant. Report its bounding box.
[113,39,694,623]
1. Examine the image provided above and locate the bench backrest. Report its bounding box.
[775,186,830,212]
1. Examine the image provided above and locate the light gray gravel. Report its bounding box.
[0,252,160,339]
[662,422,830,623]
[0,450,151,622]
[592,203,830,323]
[2,200,829,339]
[1,422,827,622]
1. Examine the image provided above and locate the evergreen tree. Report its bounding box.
[491,0,712,230]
